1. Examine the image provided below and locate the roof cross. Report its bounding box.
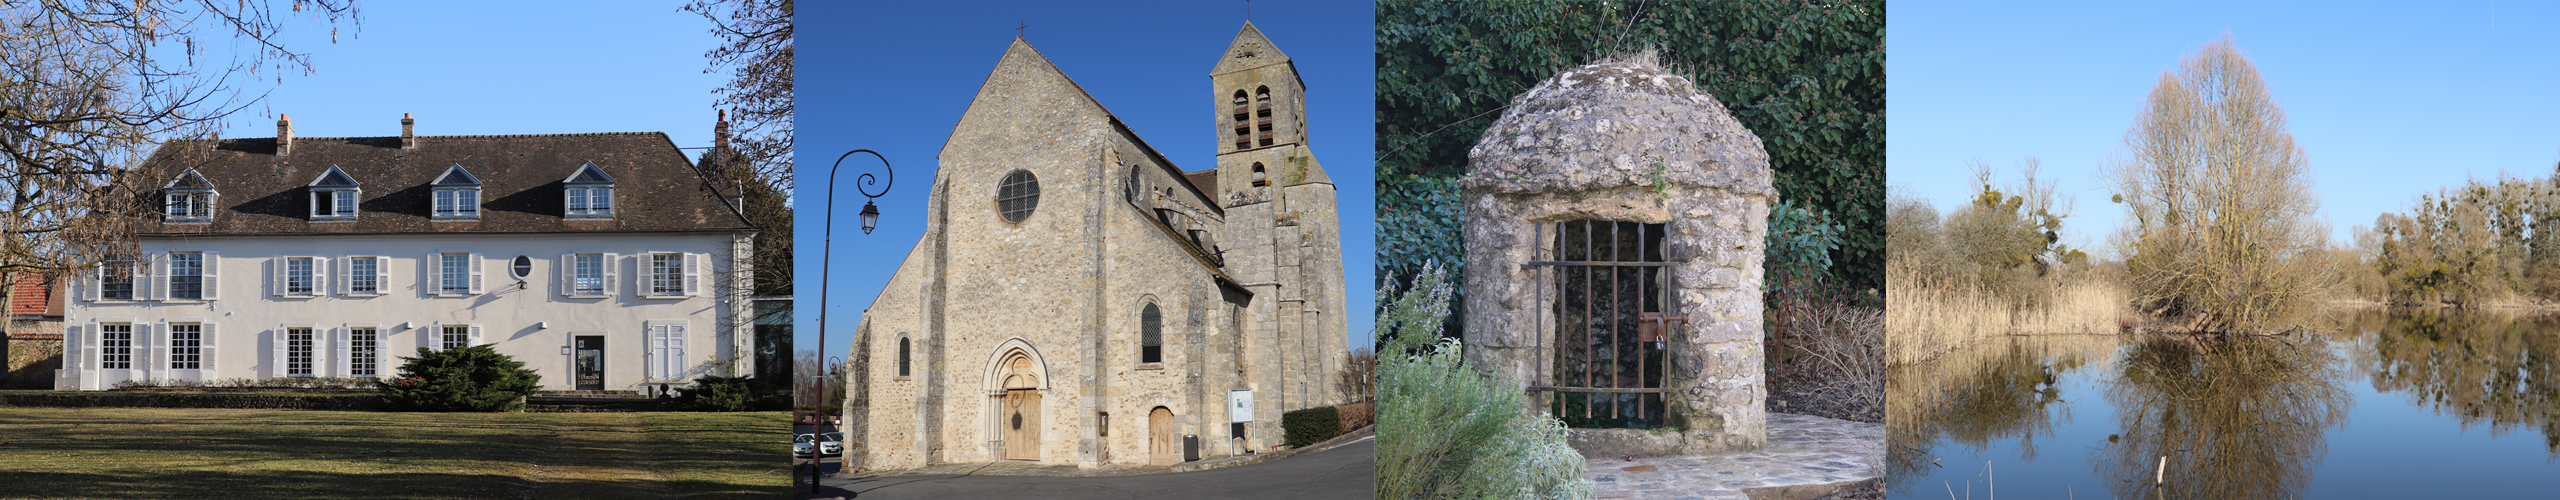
[1244,0,1252,20]
[1016,21,1029,38]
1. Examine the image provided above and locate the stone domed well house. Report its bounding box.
[1461,54,1775,457]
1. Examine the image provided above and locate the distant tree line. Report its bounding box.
[2364,171,2560,306]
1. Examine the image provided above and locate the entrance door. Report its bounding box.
[575,336,604,391]
[1003,389,1042,460]
[1149,407,1178,465]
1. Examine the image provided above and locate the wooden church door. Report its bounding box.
[1004,389,1041,460]
[1148,407,1179,465]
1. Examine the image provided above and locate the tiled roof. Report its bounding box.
[138,132,754,235]
[11,273,60,317]
[1184,170,1218,200]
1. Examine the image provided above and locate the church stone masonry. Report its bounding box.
[849,22,1348,470]
[1462,54,1775,457]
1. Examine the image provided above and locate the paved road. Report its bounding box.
[812,437,1375,499]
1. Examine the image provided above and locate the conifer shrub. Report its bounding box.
[377,346,541,412]
[677,375,788,411]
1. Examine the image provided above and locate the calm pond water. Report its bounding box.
[1889,309,2560,499]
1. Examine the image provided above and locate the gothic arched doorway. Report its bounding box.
[1001,354,1041,461]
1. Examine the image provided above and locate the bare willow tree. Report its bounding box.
[684,0,791,189]
[0,1,354,321]
[2106,35,2330,333]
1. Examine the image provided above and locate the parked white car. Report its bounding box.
[794,433,842,458]
[818,432,845,457]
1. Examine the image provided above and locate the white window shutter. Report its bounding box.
[603,253,620,297]
[468,325,483,347]
[150,322,167,375]
[202,251,221,301]
[312,257,328,297]
[374,255,391,295]
[683,253,702,297]
[332,327,350,378]
[468,253,485,295]
[669,324,688,381]
[83,263,101,302]
[427,252,442,296]
[376,329,394,378]
[200,323,218,378]
[559,254,575,296]
[150,253,169,301]
[337,257,352,296]
[269,328,286,379]
[76,324,95,383]
[270,258,286,297]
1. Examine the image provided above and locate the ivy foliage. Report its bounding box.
[1766,199,1844,289]
[1377,0,1887,298]
[377,346,542,412]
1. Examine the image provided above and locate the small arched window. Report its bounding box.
[1254,86,1275,147]
[897,337,912,377]
[997,170,1040,223]
[1140,303,1162,363]
[1232,90,1252,150]
[1251,163,1269,187]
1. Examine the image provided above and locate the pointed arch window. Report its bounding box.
[307,166,359,221]
[1140,303,1163,363]
[163,169,216,224]
[431,164,482,220]
[564,162,616,219]
[897,336,912,377]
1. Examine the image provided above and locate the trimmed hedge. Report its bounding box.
[1283,405,1343,448]
[0,392,379,410]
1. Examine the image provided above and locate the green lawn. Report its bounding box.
[0,407,791,499]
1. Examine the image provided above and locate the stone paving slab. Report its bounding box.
[1585,413,1883,500]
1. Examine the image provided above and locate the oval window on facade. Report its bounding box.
[997,170,1040,223]
[511,255,534,279]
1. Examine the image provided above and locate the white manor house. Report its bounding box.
[58,114,758,391]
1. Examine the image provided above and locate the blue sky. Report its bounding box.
[1891,2,2560,254]
[211,2,729,150]
[794,1,1378,361]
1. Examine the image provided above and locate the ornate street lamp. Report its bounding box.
[812,149,889,493]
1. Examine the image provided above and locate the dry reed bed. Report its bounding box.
[1887,278,2128,365]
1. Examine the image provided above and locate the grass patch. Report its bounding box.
[0,407,788,499]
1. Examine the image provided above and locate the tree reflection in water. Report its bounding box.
[1886,337,2100,493]
[2098,335,2349,500]
[2353,309,2560,456]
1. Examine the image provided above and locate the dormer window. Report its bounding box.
[431,164,482,221]
[564,162,616,220]
[307,165,359,222]
[163,169,216,224]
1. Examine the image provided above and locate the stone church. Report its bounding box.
[847,22,1348,470]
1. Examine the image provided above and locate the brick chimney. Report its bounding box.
[276,114,294,157]
[401,113,417,149]
[714,109,743,210]
[714,109,731,152]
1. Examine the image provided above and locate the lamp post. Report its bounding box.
[813,149,890,494]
